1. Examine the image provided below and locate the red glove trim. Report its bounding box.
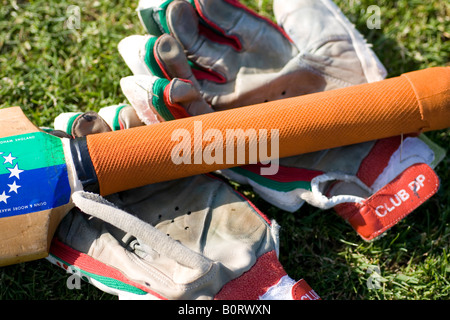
[335,163,439,241]
[163,81,192,119]
[292,279,321,300]
[214,250,286,300]
[238,163,323,183]
[357,135,417,186]
[49,238,166,299]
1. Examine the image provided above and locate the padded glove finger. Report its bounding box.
[164,0,295,82]
[119,33,201,88]
[55,75,212,129]
[120,74,213,124]
[53,105,145,137]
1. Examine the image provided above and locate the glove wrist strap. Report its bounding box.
[334,163,439,241]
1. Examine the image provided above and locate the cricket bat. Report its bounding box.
[0,66,448,266]
[0,107,76,266]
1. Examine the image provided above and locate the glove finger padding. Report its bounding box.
[119,33,201,87]
[53,105,145,137]
[48,109,319,300]
[117,73,212,124]
[122,0,386,110]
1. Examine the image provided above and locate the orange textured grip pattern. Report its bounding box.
[86,67,449,195]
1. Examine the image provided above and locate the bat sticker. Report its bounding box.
[0,132,71,218]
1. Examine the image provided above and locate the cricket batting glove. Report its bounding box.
[220,134,445,241]
[118,0,387,111]
[116,0,446,241]
[48,109,320,300]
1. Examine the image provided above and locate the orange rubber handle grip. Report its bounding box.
[84,67,449,195]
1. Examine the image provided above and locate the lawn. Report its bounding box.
[0,0,448,300]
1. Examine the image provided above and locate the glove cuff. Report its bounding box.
[330,135,443,241]
[334,162,439,241]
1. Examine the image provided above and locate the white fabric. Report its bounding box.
[120,75,161,125]
[259,275,296,300]
[118,35,153,76]
[306,172,369,209]
[97,105,122,129]
[54,112,81,132]
[218,168,309,213]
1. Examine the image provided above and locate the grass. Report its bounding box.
[0,0,449,300]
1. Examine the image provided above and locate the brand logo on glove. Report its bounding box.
[339,163,439,241]
[374,174,427,217]
[171,121,280,175]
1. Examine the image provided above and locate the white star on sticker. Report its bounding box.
[3,153,16,165]
[8,164,24,179]
[7,181,21,194]
[0,191,10,204]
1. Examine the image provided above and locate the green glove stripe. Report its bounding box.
[230,167,312,192]
[152,78,175,121]
[111,104,127,131]
[138,7,163,36]
[50,254,148,296]
[158,0,174,34]
[65,113,82,136]
[144,37,166,79]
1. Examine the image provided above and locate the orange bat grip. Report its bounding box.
[85,67,449,196]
